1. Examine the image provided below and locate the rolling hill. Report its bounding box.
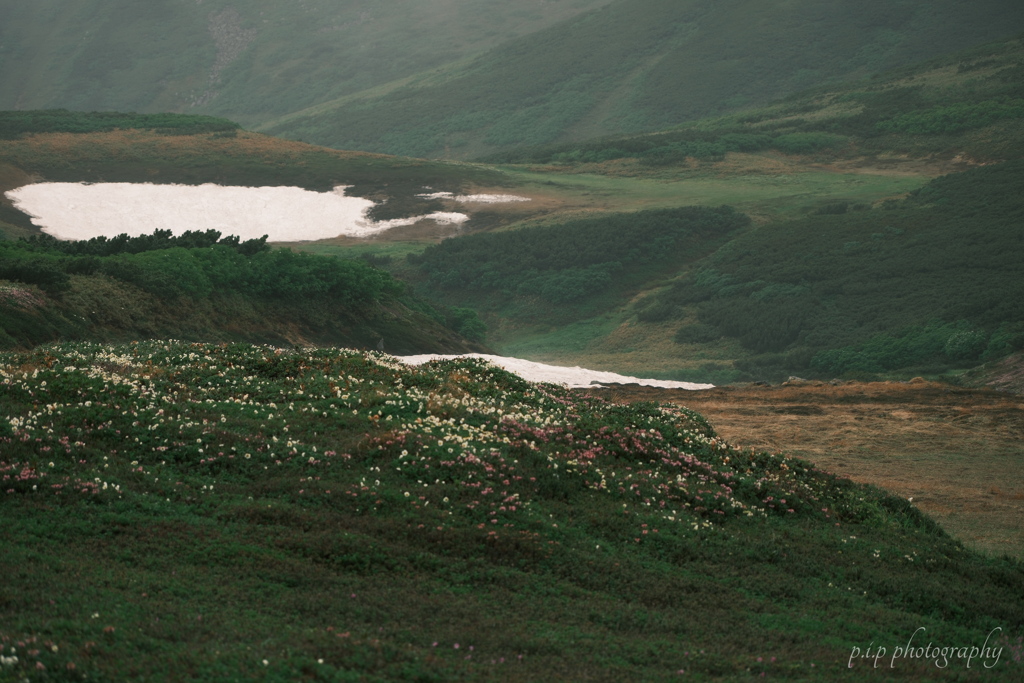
[1,340,1021,680]
[374,34,1024,383]
[260,0,1024,158]
[4,1,1024,161]
[4,30,1024,381]
[0,0,613,129]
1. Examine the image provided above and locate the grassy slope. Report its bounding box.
[0,272,482,356]
[261,0,1024,158]
[0,0,613,125]
[1,341,1021,680]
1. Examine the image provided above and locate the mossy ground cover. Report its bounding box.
[1,341,1022,680]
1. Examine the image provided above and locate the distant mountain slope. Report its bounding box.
[485,33,1024,166]
[262,0,1024,158]
[0,0,612,124]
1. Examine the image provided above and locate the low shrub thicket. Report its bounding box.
[0,110,240,139]
[0,232,399,302]
[411,206,748,308]
[645,160,1024,376]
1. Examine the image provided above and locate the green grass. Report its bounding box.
[501,165,928,219]
[292,242,430,263]
[499,313,625,358]
[1,341,1021,681]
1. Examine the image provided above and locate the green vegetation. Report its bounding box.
[262,1,1024,158]
[810,321,1024,377]
[0,232,481,354]
[484,131,848,165]
[409,206,748,321]
[0,110,240,139]
[877,99,1024,135]
[637,160,1024,380]
[2,230,396,303]
[489,34,1024,168]
[0,0,611,128]
[1,341,1021,680]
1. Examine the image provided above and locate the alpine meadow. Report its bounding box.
[1,2,1023,681]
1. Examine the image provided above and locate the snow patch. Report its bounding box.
[417,191,531,204]
[370,211,468,230]
[4,183,469,242]
[398,353,714,390]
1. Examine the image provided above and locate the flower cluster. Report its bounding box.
[0,283,46,310]
[1,341,855,535]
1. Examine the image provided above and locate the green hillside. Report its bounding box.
[393,160,1024,383]
[488,33,1024,167]
[0,228,487,354]
[2,341,1021,680]
[262,0,1024,158]
[4,27,1024,382]
[325,35,1024,384]
[639,160,1024,381]
[0,0,612,126]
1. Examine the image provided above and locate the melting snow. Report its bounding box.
[398,353,714,389]
[417,191,531,203]
[5,183,470,242]
[369,211,468,230]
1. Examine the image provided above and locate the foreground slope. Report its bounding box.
[1,341,1021,680]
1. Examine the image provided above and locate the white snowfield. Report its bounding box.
[3,182,529,242]
[398,353,714,390]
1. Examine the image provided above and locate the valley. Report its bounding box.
[1,10,1024,679]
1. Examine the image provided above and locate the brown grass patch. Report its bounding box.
[590,380,1024,559]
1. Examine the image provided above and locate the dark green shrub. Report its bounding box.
[0,257,70,294]
[877,98,1024,135]
[635,300,679,323]
[812,201,849,215]
[673,323,721,344]
[943,329,988,361]
[447,307,487,343]
[772,132,847,154]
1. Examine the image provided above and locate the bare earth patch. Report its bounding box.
[590,380,1024,559]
